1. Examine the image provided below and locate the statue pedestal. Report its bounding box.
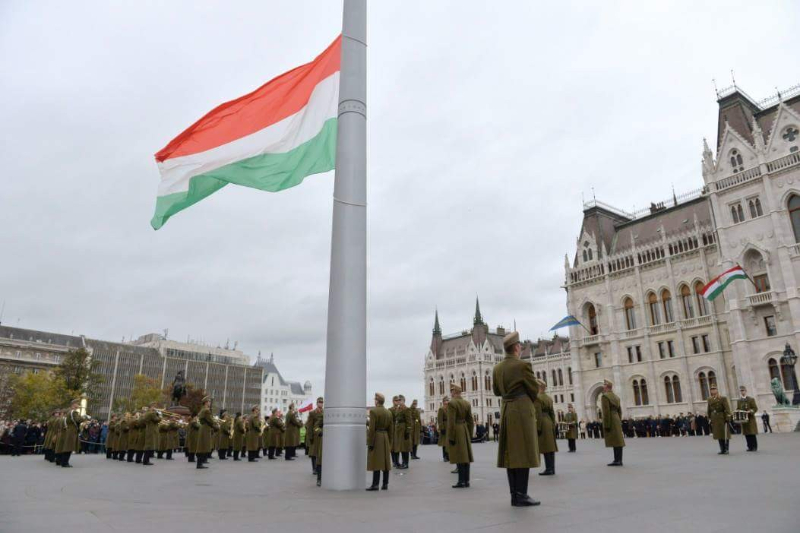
[167,405,191,417]
[772,407,800,432]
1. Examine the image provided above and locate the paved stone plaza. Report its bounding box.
[1,434,798,533]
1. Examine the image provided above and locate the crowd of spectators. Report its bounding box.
[0,419,109,455]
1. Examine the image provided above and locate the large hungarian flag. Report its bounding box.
[701,265,748,301]
[151,36,341,230]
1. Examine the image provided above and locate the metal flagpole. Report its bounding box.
[322,0,367,490]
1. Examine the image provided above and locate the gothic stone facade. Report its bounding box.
[564,84,800,427]
[423,302,572,425]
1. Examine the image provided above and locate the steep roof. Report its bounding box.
[286,381,305,395]
[716,86,800,152]
[0,325,83,348]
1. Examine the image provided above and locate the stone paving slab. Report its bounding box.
[1,433,798,533]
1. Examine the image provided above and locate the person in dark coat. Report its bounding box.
[11,420,28,456]
[761,411,772,433]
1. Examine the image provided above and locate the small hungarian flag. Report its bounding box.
[701,265,748,301]
[151,35,341,229]
[297,398,315,413]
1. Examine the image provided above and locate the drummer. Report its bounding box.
[707,384,732,455]
[736,386,758,452]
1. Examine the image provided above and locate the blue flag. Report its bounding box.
[550,315,582,331]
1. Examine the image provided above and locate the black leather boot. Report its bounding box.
[381,470,389,490]
[366,471,380,491]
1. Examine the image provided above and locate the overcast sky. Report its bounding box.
[1,1,798,404]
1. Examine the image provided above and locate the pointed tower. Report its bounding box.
[473,297,484,326]
[472,296,488,346]
[430,309,443,356]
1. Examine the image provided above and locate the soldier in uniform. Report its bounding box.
[707,384,732,454]
[186,415,199,462]
[284,404,302,461]
[106,414,117,459]
[157,417,170,459]
[564,404,578,452]
[437,397,450,462]
[393,395,413,469]
[117,412,130,462]
[736,386,758,452]
[410,399,422,460]
[133,411,146,464]
[366,392,393,491]
[246,406,263,462]
[56,399,86,468]
[446,385,473,488]
[389,395,399,468]
[233,412,246,461]
[217,409,233,460]
[493,331,540,507]
[268,408,285,459]
[196,396,219,469]
[601,380,625,466]
[142,403,161,466]
[307,399,323,474]
[43,409,59,462]
[534,380,558,475]
[312,397,324,486]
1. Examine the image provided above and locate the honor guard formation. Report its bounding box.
[27,331,766,508]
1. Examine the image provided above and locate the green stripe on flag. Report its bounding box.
[705,273,747,301]
[151,117,337,230]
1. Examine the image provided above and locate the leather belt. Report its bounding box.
[502,393,526,401]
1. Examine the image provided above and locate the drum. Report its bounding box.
[557,422,570,433]
[732,410,749,424]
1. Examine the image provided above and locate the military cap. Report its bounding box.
[537,379,547,388]
[271,408,278,414]
[398,394,405,401]
[71,398,81,405]
[503,331,520,349]
[739,385,747,390]
[603,379,613,387]
[451,384,462,394]
[375,393,385,402]
[251,404,260,411]
[709,384,718,390]
[317,397,324,403]
[392,395,399,401]
[442,396,450,402]
[202,395,211,403]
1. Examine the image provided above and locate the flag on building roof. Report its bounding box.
[701,265,748,301]
[549,315,582,331]
[150,35,341,230]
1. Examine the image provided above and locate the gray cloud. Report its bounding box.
[1,0,797,405]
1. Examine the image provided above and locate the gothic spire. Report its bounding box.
[474,296,484,326]
[433,308,441,335]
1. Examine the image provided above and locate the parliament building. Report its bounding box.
[564,83,800,430]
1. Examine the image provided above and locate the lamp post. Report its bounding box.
[781,343,800,406]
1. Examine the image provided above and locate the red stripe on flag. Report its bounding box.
[701,265,743,294]
[155,35,342,163]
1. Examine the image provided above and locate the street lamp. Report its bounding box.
[781,343,799,406]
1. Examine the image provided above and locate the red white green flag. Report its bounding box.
[701,265,748,301]
[151,36,341,230]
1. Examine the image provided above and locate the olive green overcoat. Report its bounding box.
[268,416,285,447]
[118,419,130,450]
[246,415,262,452]
[218,416,233,449]
[143,410,161,451]
[233,416,246,450]
[305,411,317,455]
[564,412,578,440]
[285,411,302,447]
[158,422,170,451]
[446,398,474,464]
[410,407,421,446]
[56,410,83,453]
[534,393,558,454]
[106,421,116,451]
[187,419,199,453]
[492,354,540,468]
[736,396,758,436]
[436,406,448,450]
[392,406,412,453]
[197,407,219,454]
[601,391,625,448]
[312,408,324,465]
[367,405,393,471]
[707,396,731,440]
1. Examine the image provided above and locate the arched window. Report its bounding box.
[731,205,740,224]
[648,292,661,326]
[680,285,694,319]
[665,376,674,403]
[633,380,642,406]
[694,281,708,316]
[708,371,717,390]
[471,371,478,391]
[673,376,683,402]
[567,367,572,385]
[582,250,588,262]
[624,298,636,330]
[587,304,598,335]
[699,372,709,400]
[460,373,467,392]
[789,195,800,243]
[730,149,744,173]
[662,289,674,323]
[748,198,763,218]
[588,248,593,260]
[641,379,649,405]
[552,370,557,385]
[768,358,781,382]
[429,379,435,397]
[438,377,444,395]
[558,368,564,386]
[485,371,491,391]
[781,358,794,390]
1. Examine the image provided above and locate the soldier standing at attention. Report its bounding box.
[446,385,473,488]
[217,409,233,460]
[196,396,219,469]
[394,395,413,469]
[410,399,422,460]
[186,415,199,462]
[307,398,324,474]
[437,397,450,462]
[118,412,130,462]
[601,380,625,466]
[106,414,117,460]
[493,331,540,507]
[366,393,393,491]
[232,412,245,461]
[268,408,285,459]
[707,384,732,454]
[313,397,324,486]
[534,380,558,476]
[389,395,400,468]
[564,404,578,452]
[736,386,758,452]
[246,406,262,462]
[284,404,302,461]
[142,403,161,466]
[56,399,86,468]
